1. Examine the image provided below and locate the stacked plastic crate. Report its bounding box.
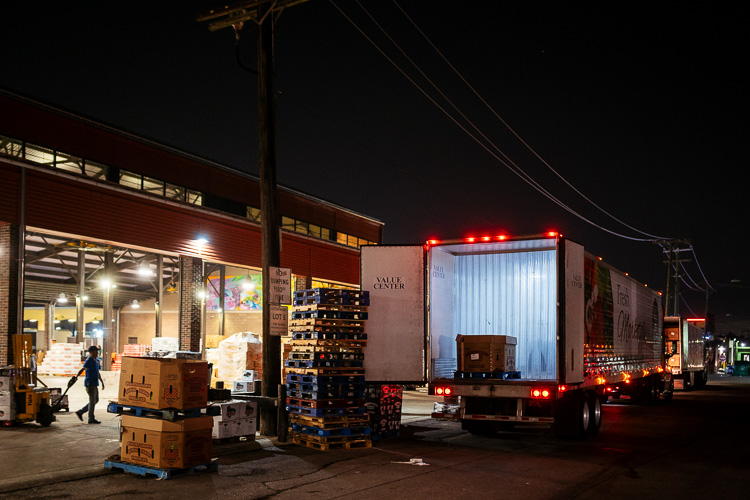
[364,384,403,440]
[286,288,371,451]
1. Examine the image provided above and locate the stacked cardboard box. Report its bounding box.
[364,384,403,440]
[0,376,15,422]
[211,400,257,440]
[37,343,82,375]
[286,288,371,451]
[116,356,213,470]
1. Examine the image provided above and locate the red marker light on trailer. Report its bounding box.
[531,388,551,399]
[547,231,558,238]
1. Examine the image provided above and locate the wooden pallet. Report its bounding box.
[292,433,372,451]
[290,413,371,429]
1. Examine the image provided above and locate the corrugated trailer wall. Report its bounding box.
[453,249,557,380]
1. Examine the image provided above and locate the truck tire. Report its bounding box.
[587,394,601,435]
[553,393,590,438]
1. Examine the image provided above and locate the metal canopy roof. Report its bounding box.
[23,232,180,309]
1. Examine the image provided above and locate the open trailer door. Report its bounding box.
[360,245,426,383]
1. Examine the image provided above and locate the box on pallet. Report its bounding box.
[120,415,213,469]
[118,357,208,410]
[0,404,17,421]
[212,417,256,439]
[235,400,256,419]
[232,380,252,393]
[0,376,11,390]
[456,334,516,372]
[214,401,240,421]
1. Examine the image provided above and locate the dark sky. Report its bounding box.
[2,2,748,333]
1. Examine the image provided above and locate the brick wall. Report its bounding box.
[0,224,20,364]
[179,256,203,352]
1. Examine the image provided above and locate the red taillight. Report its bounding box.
[531,388,551,399]
[435,386,452,396]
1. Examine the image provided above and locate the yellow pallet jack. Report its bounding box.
[6,334,58,426]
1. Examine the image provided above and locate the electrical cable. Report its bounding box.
[391,0,670,242]
[330,0,657,242]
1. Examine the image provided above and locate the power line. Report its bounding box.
[330,0,661,242]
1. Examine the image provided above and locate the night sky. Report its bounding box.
[2,2,747,333]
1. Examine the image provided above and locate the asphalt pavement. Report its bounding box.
[0,374,437,495]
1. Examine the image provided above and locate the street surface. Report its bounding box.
[1,374,748,499]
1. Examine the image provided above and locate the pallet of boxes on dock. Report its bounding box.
[105,356,217,476]
[211,399,257,443]
[38,342,82,376]
[286,288,371,451]
[364,384,403,440]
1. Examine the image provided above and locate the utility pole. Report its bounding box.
[197,0,309,437]
[656,239,692,317]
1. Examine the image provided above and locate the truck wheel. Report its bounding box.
[587,394,601,435]
[576,394,591,437]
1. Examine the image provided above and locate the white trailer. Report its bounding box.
[664,316,707,389]
[361,233,670,437]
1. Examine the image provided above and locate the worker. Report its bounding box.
[72,346,105,424]
[30,349,38,386]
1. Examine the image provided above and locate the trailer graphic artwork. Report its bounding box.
[585,257,662,361]
[584,257,614,350]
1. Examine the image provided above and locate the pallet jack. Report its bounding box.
[1,334,76,426]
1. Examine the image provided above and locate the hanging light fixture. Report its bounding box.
[131,299,140,309]
[138,261,153,277]
[57,293,68,304]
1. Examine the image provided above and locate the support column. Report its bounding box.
[179,256,203,352]
[0,224,21,365]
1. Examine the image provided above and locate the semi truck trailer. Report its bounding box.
[664,316,707,389]
[361,233,671,438]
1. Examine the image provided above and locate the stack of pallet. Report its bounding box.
[364,384,403,440]
[286,288,371,451]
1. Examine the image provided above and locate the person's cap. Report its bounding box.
[88,346,99,353]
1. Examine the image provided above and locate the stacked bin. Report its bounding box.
[286,288,371,451]
[364,384,403,440]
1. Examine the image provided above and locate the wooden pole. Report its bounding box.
[258,1,281,436]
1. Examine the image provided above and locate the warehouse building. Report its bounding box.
[0,89,382,370]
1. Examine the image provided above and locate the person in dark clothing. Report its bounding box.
[73,346,105,424]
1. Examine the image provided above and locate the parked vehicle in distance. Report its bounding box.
[664,316,707,390]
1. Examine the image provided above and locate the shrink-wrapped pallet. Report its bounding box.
[217,332,262,383]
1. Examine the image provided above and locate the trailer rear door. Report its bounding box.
[360,245,427,383]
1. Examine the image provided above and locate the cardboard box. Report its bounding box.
[239,417,256,436]
[212,419,243,439]
[118,357,208,410]
[0,376,11,391]
[214,401,240,421]
[456,335,517,373]
[0,401,17,421]
[241,370,255,382]
[232,380,251,393]
[120,415,213,469]
[0,391,13,406]
[235,400,257,419]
